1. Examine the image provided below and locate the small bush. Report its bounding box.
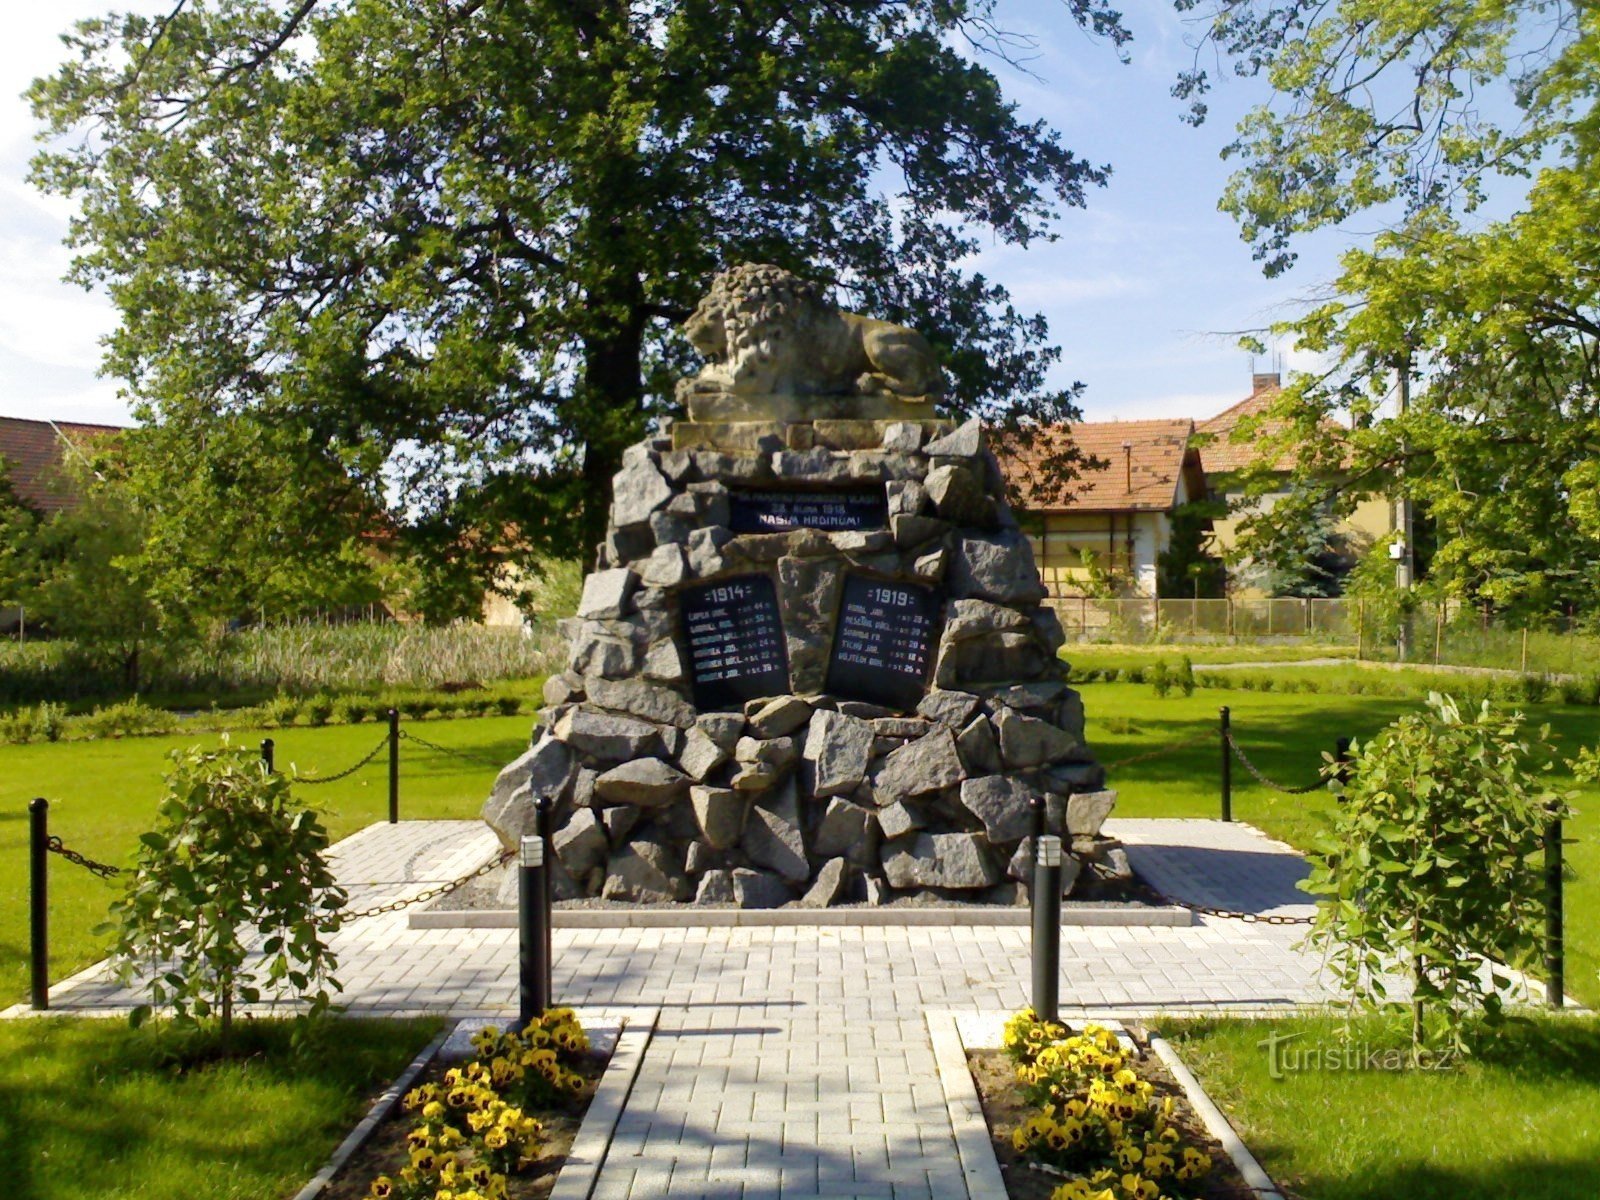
[262,694,302,727]
[1176,655,1196,697]
[1148,659,1172,698]
[0,708,37,744]
[331,695,371,724]
[37,701,67,742]
[82,698,179,739]
[1516,673,1552,704]
[302,694,336,726]
[494,695,523,716]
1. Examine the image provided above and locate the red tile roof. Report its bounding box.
[999,419,1200,513]
[0,416,125,514]
[1193,381,1297,474]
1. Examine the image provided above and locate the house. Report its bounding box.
[1001,418,1208,598]
[1197,373,1391,595]
[0,415,124,515]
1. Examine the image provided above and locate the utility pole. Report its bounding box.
[1394,354,1414,662]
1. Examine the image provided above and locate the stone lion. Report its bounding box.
[682,263,945,398]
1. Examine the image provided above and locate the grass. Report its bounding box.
[1080,681,1600,1007]
[1065,643,1356,675]
[0,1016,443,1200]
[1157,1012,1600,1200]
[0,618,570,709]
[0,714,534,1004]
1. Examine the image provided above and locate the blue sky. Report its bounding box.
[0,0,1358,429]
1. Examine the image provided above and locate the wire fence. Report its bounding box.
[1044,594,1600,676]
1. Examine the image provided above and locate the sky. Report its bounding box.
[0,0,1355,430]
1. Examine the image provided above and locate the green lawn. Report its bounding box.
[1158,1013,1600,1200]
[0,1016,442,1200]
[1,715,533,1004]
[1081,681,1599,1007]
[1065,643,1356,676]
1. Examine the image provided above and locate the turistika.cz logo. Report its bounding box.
[1257,1030,1459,1079]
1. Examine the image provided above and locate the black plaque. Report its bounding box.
[729,488,888,533]
[824,574,943,710]
[680,574,791,710]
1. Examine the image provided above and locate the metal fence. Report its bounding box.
[1046,594,1600,676]
[1047,597,1355,644]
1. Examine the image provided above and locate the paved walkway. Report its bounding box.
[27,817,1352,1199]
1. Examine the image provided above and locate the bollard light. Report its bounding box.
[1037,834,1063,866]
[1032,834,1063,1022]
[520,834,545,868]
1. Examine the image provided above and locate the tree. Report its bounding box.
[104,741,346,1038]
[31,0,1127,588]
[1179,1,1600,618]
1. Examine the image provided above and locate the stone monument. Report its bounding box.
[484,263,1118,908]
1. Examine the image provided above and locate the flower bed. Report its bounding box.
[321,1009,604,1200]
[966,1010,1250,1200]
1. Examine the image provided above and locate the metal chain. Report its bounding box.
[1100,731,1216,771]
[340,849,514,922]
[1160,893,1317,926]
[44,836,122,879]
[295,734,392,785]
[1225,732,1328,795]
[399,728,508,770]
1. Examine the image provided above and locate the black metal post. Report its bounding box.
[1334,737,1352,790]
[387,708,400,824]
[1031,834,1062,1023]
[535,796,554,1006]
[261,737,275,774]
[519,825,553,1028]
[1546,809,1565,1009]
[1028,794,1046,845]
[1219,706,1232,823]
[30,798,49,1011]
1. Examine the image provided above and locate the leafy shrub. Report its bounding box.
[81,697,179,739]
[36,701,67,742]
[332,695,372,724]
[263,693,303,727]
[1302,693,1572,1055]
[303,694,336,726]
[1175,655,1196,697]
[1516,673,1552,704]
[0,707,37,744]
[494,696,522,716]
[1148,660,1172,698]
[102,741,346,1035]
[1559,673,1600,706]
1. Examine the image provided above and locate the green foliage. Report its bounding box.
[1183,0,1600,617]
[1148,659,1173,698]
[104,742,347,1035]
[29,0,1127,578]
[1301,694,1571,1055]
[1156,501,1227,599]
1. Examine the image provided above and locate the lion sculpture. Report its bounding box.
[682,263,945,399]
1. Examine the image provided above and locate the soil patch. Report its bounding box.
[319,1049,608,1199]
[966,1032,1253,1200]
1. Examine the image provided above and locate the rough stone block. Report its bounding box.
[732,868,793,909]
[741,781,809,881]
[799,858,852,907]
[1066,790,1118,839]
[747,695,814,737]
[958,775,1035,844]
[876,728,965,802]
[994,706,1083,768]
[802,709,874,798]
[690,784,747,849]
[594,758,690,807]
[553,807,609,878]
[678,725,730,781]
[880,832,1000,889]
[602,839,689,903]
[577,568,638,620]
[554,708,663,762]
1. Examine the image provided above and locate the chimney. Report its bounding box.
[1252,372,1281,394]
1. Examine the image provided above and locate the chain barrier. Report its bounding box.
[400,728,509,770]
[340,848,514,921]
[1100,731,1216,771]
[44,836,122,879]
[1156,890,1317,926]
[1224,732,1328,795]
[295,733,392,785]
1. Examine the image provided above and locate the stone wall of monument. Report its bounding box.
[484,417,1118,908]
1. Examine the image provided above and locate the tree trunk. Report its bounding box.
[575,271,649,573]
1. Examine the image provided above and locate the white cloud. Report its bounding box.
[1078,388,1240,424]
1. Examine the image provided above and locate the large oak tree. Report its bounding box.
[32,0,1126,617]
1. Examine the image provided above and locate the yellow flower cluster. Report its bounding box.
[1002,1015,1213,1200]
[1002,1007,1070,1065]
[369,1011,591,1200]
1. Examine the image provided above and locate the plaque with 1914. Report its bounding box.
[824,573,943,711]
[679,574,791,711]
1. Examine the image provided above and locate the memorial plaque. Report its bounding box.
[824,574,943,710]
[729,488,888,533]
[680,574,791,710]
